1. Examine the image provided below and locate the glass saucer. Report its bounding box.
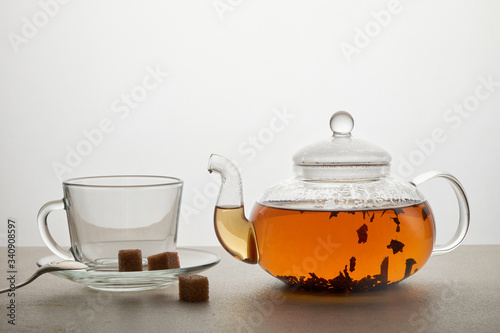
[36,248,221,292]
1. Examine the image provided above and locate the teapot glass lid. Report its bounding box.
[293,111,392,166]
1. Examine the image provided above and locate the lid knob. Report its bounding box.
[330,111,354,136]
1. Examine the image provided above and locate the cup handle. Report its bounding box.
[411,171,470,256]
[37,199,73,260]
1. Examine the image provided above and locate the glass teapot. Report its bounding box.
[208,111,469,293]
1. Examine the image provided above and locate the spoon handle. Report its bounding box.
[0,280,32,294]
[0,267,58,294]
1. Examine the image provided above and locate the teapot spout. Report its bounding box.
[208,154,258,264]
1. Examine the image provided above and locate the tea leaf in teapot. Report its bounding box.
[308,273,328,290]
[276,256,391,293]
[392,217,401,232]
[387,239,405,254]
[329,211,339,219]
[377,257,389,284]
[393,207,405,216]
[349,257,356,272]
[330,266,353,290]
[404,258,417,278]
[356,224,368,244]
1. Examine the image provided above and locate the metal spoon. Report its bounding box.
[0,260,88,294]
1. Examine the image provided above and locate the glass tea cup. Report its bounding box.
[37,175,183,267]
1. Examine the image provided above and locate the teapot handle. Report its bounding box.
[411,171,470,256]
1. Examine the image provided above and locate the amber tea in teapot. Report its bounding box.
[215,202,434,292]
[252,202,434,292]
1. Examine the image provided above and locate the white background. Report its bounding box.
[0,0,499,249]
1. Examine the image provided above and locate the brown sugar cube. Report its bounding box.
[179,275,209,302]
[147,251,180,270]
[118,249,143,272]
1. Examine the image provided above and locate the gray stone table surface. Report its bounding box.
[1,245,499,333]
